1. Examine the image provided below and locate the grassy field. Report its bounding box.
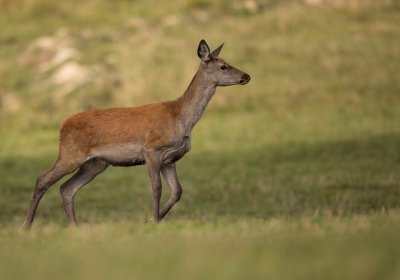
[1,0,400,279]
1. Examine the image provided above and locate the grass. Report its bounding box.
[1,215,400,280]
[0,0,400,279]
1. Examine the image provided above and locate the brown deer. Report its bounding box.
[22,40,250,228]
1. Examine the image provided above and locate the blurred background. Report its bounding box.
[1,0,398,127]
[0,0,400,279]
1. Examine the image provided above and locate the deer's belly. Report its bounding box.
[87,137,191,166]
[161,136,191,164]
[89,143,145,166]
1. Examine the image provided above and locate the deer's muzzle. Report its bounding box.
[239,73,251,85]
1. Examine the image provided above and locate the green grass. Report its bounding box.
[1,0,400,279]
[1,215,400,280]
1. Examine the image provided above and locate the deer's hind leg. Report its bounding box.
[60,158,108,226]
[22,157,82,229]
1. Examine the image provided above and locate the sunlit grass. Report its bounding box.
[1,214,400,280]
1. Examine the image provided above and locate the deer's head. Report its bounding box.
[197,40,251,87]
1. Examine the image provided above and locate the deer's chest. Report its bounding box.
[161,136,191,164]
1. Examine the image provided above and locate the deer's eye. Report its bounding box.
[220,65,228,71]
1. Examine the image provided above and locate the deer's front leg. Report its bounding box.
[160,163,182,220]
[145,153,162,222]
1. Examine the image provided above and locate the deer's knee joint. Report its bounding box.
[172,189,182,202]
[36,173,47,185]
[35,174,49,194]
[60,186,74,201]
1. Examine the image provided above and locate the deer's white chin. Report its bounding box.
[218,81,241,87]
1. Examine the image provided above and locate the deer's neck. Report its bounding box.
[178,70,216,134]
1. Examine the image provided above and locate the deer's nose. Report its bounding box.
[239,73,251,84]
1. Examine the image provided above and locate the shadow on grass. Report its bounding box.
[0,133,399,226]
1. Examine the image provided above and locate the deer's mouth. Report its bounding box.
[239,73,251,85]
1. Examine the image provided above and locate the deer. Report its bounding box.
[22,39,251,228]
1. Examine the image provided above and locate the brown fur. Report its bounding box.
[22,40,250,228]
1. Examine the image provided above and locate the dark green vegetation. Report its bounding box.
[0,0,399,279]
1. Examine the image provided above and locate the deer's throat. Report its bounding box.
[179,72,216,132]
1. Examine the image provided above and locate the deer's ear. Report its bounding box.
[197,39,211,62]
[210,43,224,58]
